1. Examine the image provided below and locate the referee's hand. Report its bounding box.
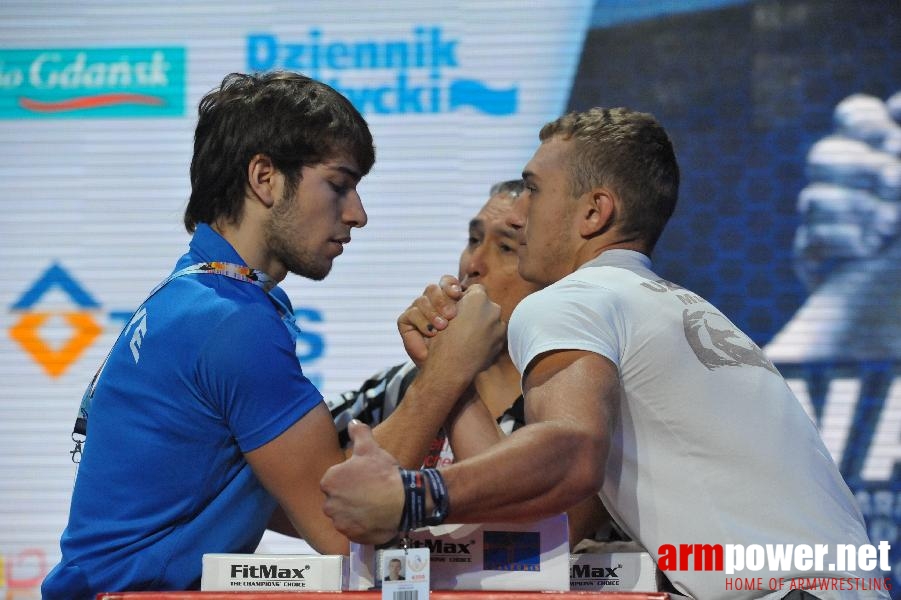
[397,274,464,365]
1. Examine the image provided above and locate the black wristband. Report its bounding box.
[422,468,450,527]
[398,468,426,533]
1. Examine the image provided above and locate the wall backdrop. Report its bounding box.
[0,0,898,596]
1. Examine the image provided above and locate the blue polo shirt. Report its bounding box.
[43,224,323,598]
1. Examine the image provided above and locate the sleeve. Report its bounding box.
[324,361,419,447]
[196,305,323,452]
[508,279,624,379]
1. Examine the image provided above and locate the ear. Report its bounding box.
[579,188,616,237]
[246,153,279,208]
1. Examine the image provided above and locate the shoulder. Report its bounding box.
[508,273,628,375]
[510,273,618,328]
[151,271,275,314]
[159,275,284,334]
[182,284,295,381]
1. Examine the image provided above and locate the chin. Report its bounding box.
[289,261,332,281]
[518,264,543,286]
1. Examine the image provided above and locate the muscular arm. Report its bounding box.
[443,387,505,461]
[566,495,613,547]
[440,350,616,522]
[256,366,487,550]
[357,284,505,468]
[247,403,350,554]
[321,349,619,543]
[254,285,504,549]
[445,364,614,547]
[367,362,476,468]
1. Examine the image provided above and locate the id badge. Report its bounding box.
[380,547,429,600]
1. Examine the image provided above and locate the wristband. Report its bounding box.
[398,468,426,533]
[422,468,450,527]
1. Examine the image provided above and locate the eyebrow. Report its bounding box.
[522,169,535,181]
[470,218,515,239]
[330,165,363,181]
[491,224,518,238]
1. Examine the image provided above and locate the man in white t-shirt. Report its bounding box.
[320,108,888,600]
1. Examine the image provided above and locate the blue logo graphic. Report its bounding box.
[247,28,517,116]
[449,80,517,116]
[483,531,541,572]
[12,264,99,310]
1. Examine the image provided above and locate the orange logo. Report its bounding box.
[9,264,102,378]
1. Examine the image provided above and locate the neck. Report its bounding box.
[212,217,286,282]
[473,353,522,419]
[576,237,648,270]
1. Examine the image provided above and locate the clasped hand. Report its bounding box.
[320,276,505,543]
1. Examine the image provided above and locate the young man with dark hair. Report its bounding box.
[42,72,505,598]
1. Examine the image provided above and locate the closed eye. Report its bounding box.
[330,183,347,195]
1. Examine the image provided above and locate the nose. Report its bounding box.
[344,189,368,228]
[506,193,527,231]
[464,244,487,279]
[459,242,488,290]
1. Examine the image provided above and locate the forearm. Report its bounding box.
[444,391,505,461]
[437,421,604,523]
[267,505,299,537]
[566,495,611,548]
[370,364,473,468]
[320,352,616,545]
[247,405,351,555]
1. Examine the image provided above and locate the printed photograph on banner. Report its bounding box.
[569,0,901,595]
[380,548,429,600]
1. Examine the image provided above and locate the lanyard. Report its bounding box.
[70,261,298,464]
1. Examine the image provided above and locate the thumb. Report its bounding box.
[438,274,464,299]
[347,419,379,455]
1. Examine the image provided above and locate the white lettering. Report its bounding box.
[29,52,61,88]
[725,544,743,575]
[0,61,24,89]
[877,541,891,570]
[793,544,812,571]
[745,545,765,571]
[28,51,170,90]
[858,545,877,571]
[766,544,793,571]
[129,308,148,363]
[862,378,901,480]
[135,51,169,85]
[719,543,891,575]
[815,543,828,571]
[836,543,856,571]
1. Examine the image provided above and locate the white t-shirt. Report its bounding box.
[509,250,883,600]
